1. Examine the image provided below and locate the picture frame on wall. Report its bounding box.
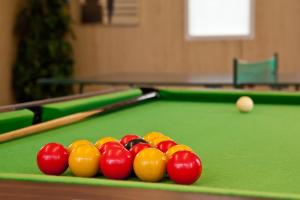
[80,0,139,26]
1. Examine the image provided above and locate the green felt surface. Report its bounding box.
[1,89,300,199]
[42,89,142,121]
[0,109,34,134]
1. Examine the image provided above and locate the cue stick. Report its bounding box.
[0,91,159,143]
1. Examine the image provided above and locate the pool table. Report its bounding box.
[1,88,300,200]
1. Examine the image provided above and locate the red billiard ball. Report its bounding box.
[167,151,202,185]
[129,143,152,158]
[120,134,140,146]
[157,140,177,153]
[98,141,124,154]
[100,147,133,179]
[37,143,69,175]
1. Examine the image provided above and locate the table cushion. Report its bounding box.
[0,109,34,134]
[42,89,142,122]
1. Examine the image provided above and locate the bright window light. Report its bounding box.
[187,0,254,39]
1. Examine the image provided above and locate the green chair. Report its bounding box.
[233,54,278,89]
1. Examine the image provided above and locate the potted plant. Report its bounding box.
[13,0,74,102]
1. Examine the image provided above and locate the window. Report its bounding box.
[186,0,254,39]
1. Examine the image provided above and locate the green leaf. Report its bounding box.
[13,0,74,102]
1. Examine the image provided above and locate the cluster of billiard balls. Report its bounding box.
[37,132,202,185]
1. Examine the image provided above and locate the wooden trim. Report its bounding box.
[0,180,266,200]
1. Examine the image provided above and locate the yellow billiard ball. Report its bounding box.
[133,148,167,182]
[95,137,117,149]
[151,136,172,147]
[236,96,254,113]
[143,132,165,144]
[69,144,100,177]
[166,144,193,159]
[67,139,93,154]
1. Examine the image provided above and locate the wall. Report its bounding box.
[1,0,300,105]
[242,0,300,74]
[0,0,20,105]
[71,0,300,77]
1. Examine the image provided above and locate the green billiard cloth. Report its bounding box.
[1,89,300,199]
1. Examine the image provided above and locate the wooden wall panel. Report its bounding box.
[1,0,300,105]
[71,0,300,78]
[70,0,242,77]
[242,0,300,75]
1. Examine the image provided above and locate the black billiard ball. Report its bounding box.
[124,138,148,150]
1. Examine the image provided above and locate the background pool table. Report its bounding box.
[1,88,300,200]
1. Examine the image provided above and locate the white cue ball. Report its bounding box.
[236,96,254,113]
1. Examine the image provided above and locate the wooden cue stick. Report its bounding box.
[0,91,159,143]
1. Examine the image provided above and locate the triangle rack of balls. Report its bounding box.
[37,132,202,185]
